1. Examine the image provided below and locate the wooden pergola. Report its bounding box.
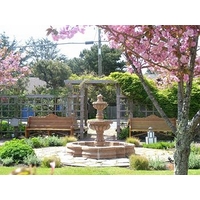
[64,79,131,139]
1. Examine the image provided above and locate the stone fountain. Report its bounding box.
[66,94,135,159]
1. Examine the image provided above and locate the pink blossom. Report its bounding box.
[48,25,200,84]
[0,48,30,89]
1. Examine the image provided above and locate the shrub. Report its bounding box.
[62,136,77,146]
[24,136,51,148]
[18,123,26,132]
[189,152,200,169]
[191,144,200,155]
[129,154,149,170]
[148,157,166,170]
[143,141,175,149]
[118,127,129,140]
[0,139,35,164]
[23,154,41,167]
[126,137,141,147]
[45,135,64,146]
[0,120,14,132]
[1,157,14,166]
[41,155,62,168]
[30,137,43,148]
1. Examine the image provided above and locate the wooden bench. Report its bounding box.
[128,114,176,137]
[25,113,77,138]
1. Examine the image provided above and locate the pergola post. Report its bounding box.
[80,84,85,139]
[116,83,121,139]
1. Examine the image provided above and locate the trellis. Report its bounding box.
[0,82,158,139]
[64,79,131,139]
[0,94,68,138]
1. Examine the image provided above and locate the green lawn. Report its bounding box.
[2,166,200,175]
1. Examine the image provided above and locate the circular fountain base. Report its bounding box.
[66,141,135,159]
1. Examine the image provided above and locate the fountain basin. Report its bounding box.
[66,141,135,159]
[88,119,112,131]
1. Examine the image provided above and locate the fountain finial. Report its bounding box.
[97,94,103,102]
[92,94,108,120]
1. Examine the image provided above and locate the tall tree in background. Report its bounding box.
[32,59,72,113]
[0,32,18,52]
[67,44,125,75]
[48,25,200,175]
[32,59,72,91]
[0,32,29,67]
[24,38,68,66]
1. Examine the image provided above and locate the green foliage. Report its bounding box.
[143,141,175,149]
[191,144,200,154]
[109,73,200,119]
[24,136,48,148]
[31,137,43,148]
[32,59,72,89]
[189,152,200,169]
[1,157,14,166]
[109,72,158,104]
[68,74,118,108]
[41,155,62,168]
[62,136,78,146]
[23,154,41,167]
[67,44,125,75]
[156,88,177,118]
[148,157,166,170]
[190,78,200,119]
[118,127,129,140]
[0,139,35,164]
[25,38,67,65]
[46,135,64,147]
[24,136,77,148]
[125,137,141,147]
[129,154,149,170]
[18,123,26,132]
[0,120,14,132]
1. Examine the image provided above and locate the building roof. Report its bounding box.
[27,77,46,94]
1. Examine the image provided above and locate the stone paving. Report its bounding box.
[34,145,174,167]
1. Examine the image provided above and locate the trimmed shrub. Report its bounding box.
[23,154,41,167]
[30,137,43,148]
[148,157,166,170]
[129,154,149,170]
[1,157,14,166]
[62,136,77,146]
[143,141,175,149]
[191,144,200,155]
[0,120,14,132]
[41,155,62,168]
[45,135,64,147]
[189,152,200,169]
[0,139,35,164]
[118,127,129,140]
[126,137,141,147]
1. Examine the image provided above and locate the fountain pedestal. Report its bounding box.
[66,94,135,159]
[88,120,112,146]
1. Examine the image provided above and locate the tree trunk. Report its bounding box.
[174,130,193,175]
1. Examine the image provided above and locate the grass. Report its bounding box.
[2,166,200,175]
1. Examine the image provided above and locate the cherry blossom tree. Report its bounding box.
[0,47,30,91]
[48,25,200,175]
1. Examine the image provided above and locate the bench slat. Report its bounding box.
[128,114,176,137]
[25,114,77,138]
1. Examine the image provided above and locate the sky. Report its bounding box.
[0,1,108,58]
[0,0,198,59]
